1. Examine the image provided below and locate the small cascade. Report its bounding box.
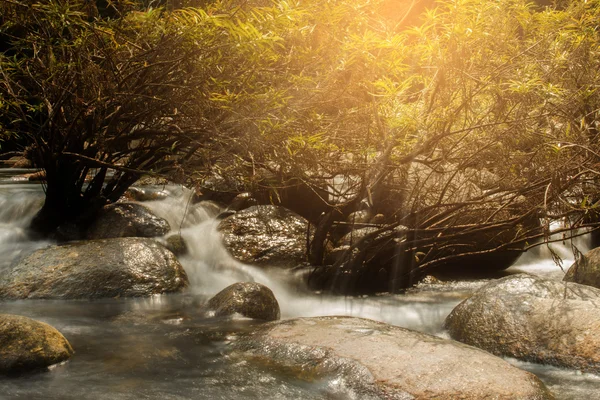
[0,183,52,271]
[0,178,599,399]
[510,222,590,280]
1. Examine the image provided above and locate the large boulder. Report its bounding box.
[564,247,600,288]
[0,238,188,299]
[235,316,553,399]
[207,282,280,321]
[445,274,600,373]
[218,205,310,268]
[0,314,73,374]
[86,203,170,239]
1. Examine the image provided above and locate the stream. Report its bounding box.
[1,170,600,399]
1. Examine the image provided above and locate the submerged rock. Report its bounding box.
[564,247,600,288]
[445,274,600,373]
[86,203,170,240]
[208,282,280,321]
[218,205,310,268]
[0,314,73,374]
[0,238,188,299]
[235,316,552,399]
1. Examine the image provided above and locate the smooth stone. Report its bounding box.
[86,203,170,239]
[445,273,600,373]
[235,316,553,399]
[218,205,310,268]
[0,238,188,299]
[0,314,73,374]
[208,282,280,321]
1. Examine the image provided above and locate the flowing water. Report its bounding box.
[0,172,599,399]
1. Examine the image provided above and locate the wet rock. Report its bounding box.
[218,205,310,268]
[207,282,280,321]
[564,247,600,288]
[227,192,259,212]
[235,316,552,399]
[0,238,188,299]
[123,187,169,202]
[192,172,244,205]
[445,274,600,373]
[164,233,188,256]
[11,171,46,182]
[86,203,170,240]
[133,175,171,186]
[0,314,73,374]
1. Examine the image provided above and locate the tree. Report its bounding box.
[0,0,291,237]
[1,0,599,293]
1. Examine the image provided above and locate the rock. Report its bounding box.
[227,192,259,212]
[235,316,553,399]
[218,205,310,268]
[86,203,170,239]
[133,175,171,186]
[0,238,188,299]
[192,172,244,205]
[445,274,600,373]
[564,247,600,288]
[8,156,32,168]
[11,171,46,182]
[0,314,73,374]
[123,187,169,202]
[207,282,280,321]
[164,233,188,256]
[25,171,46,181]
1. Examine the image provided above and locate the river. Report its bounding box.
[1,171,599,399]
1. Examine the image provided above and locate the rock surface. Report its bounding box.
[218,205,310,268]
[208,282,280,321]
[164,233,188,256]
[123,187,170,202]
[0,314,73,374]
[445,274,600,373]
[0,238,188,299]
[235,316,552,399]
[7,156,32,168]
[564,247,600,288]
[86,203,170,239]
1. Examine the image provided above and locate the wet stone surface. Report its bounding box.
[445,273,600,374]
[86,203,170,240]
[218,205,310,268]
[207,282,280,321]
[0,238,188,299]
[235,316,553,399]
[0,314,73,374]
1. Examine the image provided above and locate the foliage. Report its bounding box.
[1,0,599,291]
